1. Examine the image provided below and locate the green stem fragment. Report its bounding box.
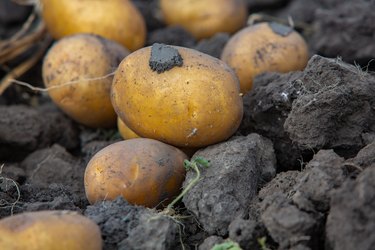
[165,157,210,212]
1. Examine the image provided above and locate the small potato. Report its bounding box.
[40,0,146,51]
[160,0,247,39]
[221,22,309,94]
[84,138,188,208]
[0,210,102,250]
[111,44,243,148]
[43,34,129,128]
[118,116,141,140]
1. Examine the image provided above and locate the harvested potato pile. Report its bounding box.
[2,0,374,249]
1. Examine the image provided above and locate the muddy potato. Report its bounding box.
[111,44,243,148]
[221,22,309,94]
[84,138,187,208]
[0,210,102,250]
[160,0,247,39]
[43,34,129,128]
[40,0,146,51]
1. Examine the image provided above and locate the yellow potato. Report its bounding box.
[117,117,197,156]
[117,116,141,140]
[221,22,309,94]
[160,0,248,39]
[111,44,243,147]
[0,210,102,250]
[43,34,129,128]
[84,138,187,208]
[40,0,146,51]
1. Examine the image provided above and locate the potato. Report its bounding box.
[111,43,243,148]
[0,210,102,250]
[84,138,187,208]
[43,34,129,128]
[117,117,198,157]
[118,116,141,140]
[221,22,309,94]
[40,0,146,51]
[160,0,247,39]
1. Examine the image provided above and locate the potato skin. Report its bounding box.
[117,116,141,140]
[43,34,129,128]
[0,210,102,250]
[160,0,247,39]
[117,118,198,157]
[221,22,309,94]
[111,46,243,148]
[84,138,187,208]
[41,0,146,51]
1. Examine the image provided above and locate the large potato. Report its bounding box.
[40,0,146,51]
[111,44,243,148]
[84,138,187,208]
[221,22,309,94]
[0,210,102,250]
[43,34,129,128]
[160,0,248,39]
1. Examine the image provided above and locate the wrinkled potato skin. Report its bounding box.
[41,0,146,51]
[160,0,247,39]
[0,211,102,250]
[111,46,243,148]
[117,117,141,140]
[43,34,129,128]
[84,138,187,208]
[221,22,309,94]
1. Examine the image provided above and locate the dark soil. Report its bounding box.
[1,0,375,250]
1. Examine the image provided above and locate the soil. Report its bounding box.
[1,0,375,250]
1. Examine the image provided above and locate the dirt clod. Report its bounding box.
[326,166,375,250]
[228,217,266,250]
[194,33,230,58]
[21,144,85,198]
[290,150,347,212]
[258,171,301,200]
[85,197,179,250]
[0,105,79,161]
[260,193,321,249]
[240,54,375,169]
[183,134,276,236]
[257,150,349,249]
[238,71,304,170]
[147,26,196,48]
[285,55,375,154]
[149,43,183,73]
[310,1,375,66]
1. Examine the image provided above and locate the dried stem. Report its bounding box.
[0,35,52,95]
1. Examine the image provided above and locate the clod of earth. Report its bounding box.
[182,133,276,236]
[0,104,79,161]
[85,197,179,250]
[149,43,183,73]
[326,166,375,250]
[240,54,375,170]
